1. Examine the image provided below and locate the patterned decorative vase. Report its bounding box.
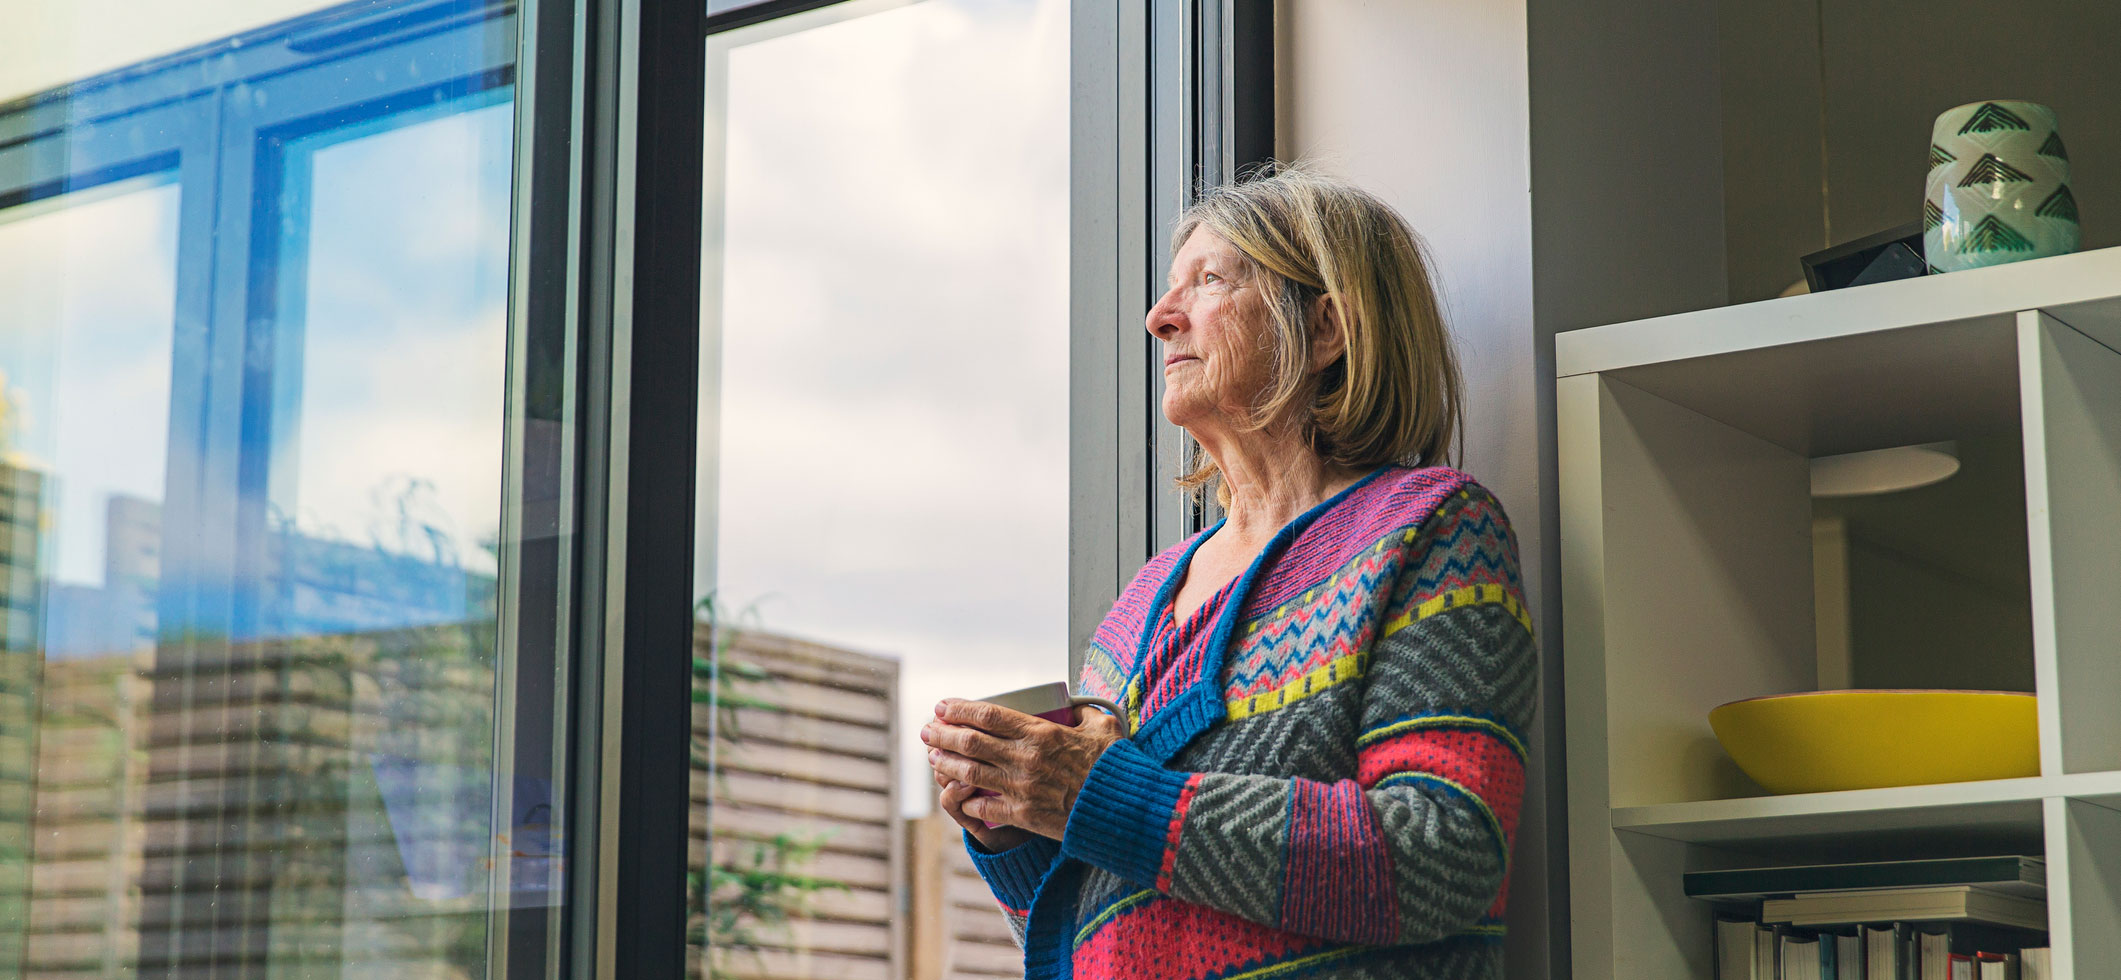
[1925,100,2078,273]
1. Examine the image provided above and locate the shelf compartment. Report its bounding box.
[1588,313,2021,459]
[1586,775,2121,980]
[1559,307,2121,813]
[1585,806,2055,980]
[1559,368,2039,811]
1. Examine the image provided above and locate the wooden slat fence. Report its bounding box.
[694,627,904,980]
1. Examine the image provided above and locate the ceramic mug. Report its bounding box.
[963,682,1123,828]
[977,681,1123,724]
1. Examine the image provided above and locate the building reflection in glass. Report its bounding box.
[0,3,516,974]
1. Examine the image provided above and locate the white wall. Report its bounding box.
[1276,3,1555,976]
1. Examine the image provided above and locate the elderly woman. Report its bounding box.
[920,168,1534,980]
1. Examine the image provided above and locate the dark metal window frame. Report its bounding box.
[2,0,1275,977]
[703,0,858,34]
[0,1,1275,978]
[1069,0,1273,664]
[515,0,702,974]
[582,0,1277,975]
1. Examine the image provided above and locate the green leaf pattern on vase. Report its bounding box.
[1926,100,2079,273]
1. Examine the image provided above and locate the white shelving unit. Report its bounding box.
[1557,247,2121,980]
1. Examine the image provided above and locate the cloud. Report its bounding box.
[276,101,513,573]
[0,178,181,585]
[0,99,513,585]
[705,0,1073,812]
[285,303,508,567]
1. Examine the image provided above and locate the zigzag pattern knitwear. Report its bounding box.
[966,466,1536,980]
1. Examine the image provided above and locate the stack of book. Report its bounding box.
[1690,856,2052,980]
[1713,919,2049,979]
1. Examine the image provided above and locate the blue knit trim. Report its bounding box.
[1027,466,1394,980]
[1022,859,1082,980]
[1059,738,1193,887]
[1132,681,1227,762]
[1129,465,1391,765]
[963,832,1061,912]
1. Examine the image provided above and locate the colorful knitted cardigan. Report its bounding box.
[966,466,1535,980]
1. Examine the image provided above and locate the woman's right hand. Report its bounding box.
[937,777,1033,853]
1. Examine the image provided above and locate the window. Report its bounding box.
[0,3,542,976]
[0,171,183,979]
[3,0,1229,974]
[693,1,1069,976]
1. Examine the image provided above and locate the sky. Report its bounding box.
[705,0,1071,813]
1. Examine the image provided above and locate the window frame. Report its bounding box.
[528,0,704,972]
[0,3,541,974]
[703,0,858,34]
[0,92,217,641]
[586,0,1276,973]
[0,0,1275,975]
[1068,0,1273,668]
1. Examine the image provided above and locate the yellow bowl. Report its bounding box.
[1707,689,2038,795]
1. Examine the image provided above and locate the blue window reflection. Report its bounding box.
[253,94,511,643]
[0,177,182,660]
[0,0,526,975]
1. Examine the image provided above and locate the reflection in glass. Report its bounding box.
[697,1,1068,977]
[0,3,526,977]
[142,91,516,975]
[270,99,511,596]
[0,176,181,980]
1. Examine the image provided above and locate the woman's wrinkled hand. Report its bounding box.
[935,778,1030,853]
[921,698,1127,843]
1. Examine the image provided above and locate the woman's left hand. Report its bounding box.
[920,699,1127,841]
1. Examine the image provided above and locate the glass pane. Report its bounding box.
[262,99,512,637]
[695,1,1069,977]
[222,93,513,973]
[0,3,546,978]
[0,175,182,979]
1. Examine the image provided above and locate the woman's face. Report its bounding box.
[1145,228,1273,430]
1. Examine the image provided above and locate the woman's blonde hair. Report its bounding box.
[1173,165,1463,506]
